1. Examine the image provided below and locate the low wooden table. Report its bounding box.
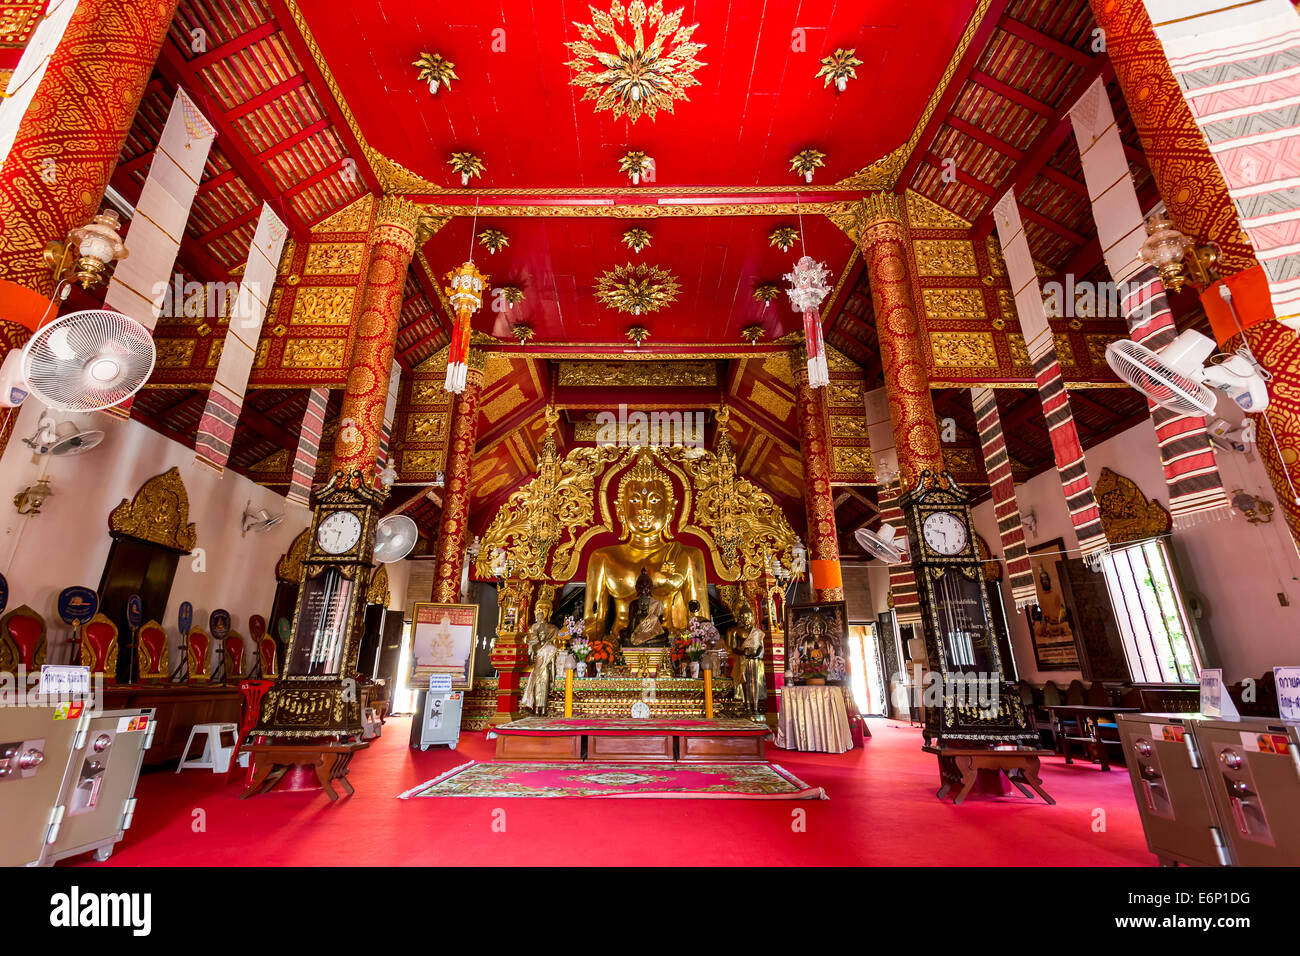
[241,741,369,801]
[494,717,769,762]
[922,746,1056,806]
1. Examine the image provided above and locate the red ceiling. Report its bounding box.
[297,0,981,189]
[420,213,853,344]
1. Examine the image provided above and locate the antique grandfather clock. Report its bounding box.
[899,470,1034,747]
[255,469,387,738]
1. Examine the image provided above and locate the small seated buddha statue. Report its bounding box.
[619,569,667,647]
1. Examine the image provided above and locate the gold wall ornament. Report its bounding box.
[922,287,986,322]
[448,151,485,185]
[512,324,535,345]
[752,284,781,308]
[413,52,457,94]
[108,467,197,552]
[1096,467,1171,545]
[626,325,651,346]
[741,324,765,345]
[1231,489,1275,524]
[622,227,652,253]
[930,331,998,368]
[555,359,716,387]
[790,148,826,183]
[478,227,509,254]
[816,48,862,91]
[367,564,391,607]
[618,150,654,184]
[595,262,680,315]
[497,285,524,310]
[769,225,799,252]
[913,238,978,277]
[905,189,971,229]
[564,1,706,123]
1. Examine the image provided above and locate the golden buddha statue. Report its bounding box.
[584,454,710,648]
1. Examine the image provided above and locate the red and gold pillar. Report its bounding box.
[0,0,179,456]
[792,356,843,602]
[330,197,420,480]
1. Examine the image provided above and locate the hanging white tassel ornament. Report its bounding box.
[443,261,487,394]
[784,254,833,388]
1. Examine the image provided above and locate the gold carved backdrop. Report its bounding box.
[477,444,796,582]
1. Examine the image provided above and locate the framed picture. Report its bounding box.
[784,601,850,686]
[1026,538,1081,671]
[410,602,479,689]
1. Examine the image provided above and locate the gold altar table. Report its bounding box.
[548,676,747,720]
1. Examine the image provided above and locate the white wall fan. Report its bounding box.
[0,309,156,411]
[21,413,104,456]
[241,502,284,535]
[854,523,908,564]
[1105,328,1269,417]
[373,514,418,563]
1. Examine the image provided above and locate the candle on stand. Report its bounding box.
[704,668,713,719]
[564,666,574,718]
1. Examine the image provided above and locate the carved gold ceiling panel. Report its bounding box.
[914,239,978,277]
[555,359,716,388]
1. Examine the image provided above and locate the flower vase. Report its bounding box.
[594,662,603,678]
[576,661,588,679]
[688,661,700,678]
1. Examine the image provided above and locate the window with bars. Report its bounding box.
[1099,539,1201,684]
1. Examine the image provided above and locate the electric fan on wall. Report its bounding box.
[854,523,907,564]
[1105,329,1269,416]
[0,309,156,411]
[373,514,418,563]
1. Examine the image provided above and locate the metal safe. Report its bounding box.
[0,705,154,866]
[1116,713,1228,867]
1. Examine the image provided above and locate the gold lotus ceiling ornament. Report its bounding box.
[448,151,485,185]
[563,0,706,123]
[752,284,781,307]
[816,48,862,92]
[619,150,655,185]
[512,324,535,345]
[790,148,826,183]
[741,324,765,345]
[622,226,652,253]
[626,325,651,346]
[769,225,798,252]
[596,262,680,316]
[413,52,458,94]
[497,285,524,310]
[478,227,509,254]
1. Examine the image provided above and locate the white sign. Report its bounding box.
[39,665,90,698]
[1274,666,1300,722]
[1199,668,1239,718]
[428,674,453,692]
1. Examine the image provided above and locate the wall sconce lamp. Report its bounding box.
[1139,214,1220,293]
[14,477,52,516]
[42,209,129,295]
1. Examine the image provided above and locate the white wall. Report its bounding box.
[972,417,1300,683]
[0,400,310,664]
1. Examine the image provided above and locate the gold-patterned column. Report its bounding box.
[431,361,484,604]
[330,197,419,480]
[856,195,945,487]
[792,354,843,602]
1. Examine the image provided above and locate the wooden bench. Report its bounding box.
[922,745,1056,806]
[240,741,369,802]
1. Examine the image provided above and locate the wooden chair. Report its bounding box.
[1066,679,1087,704]
[223,631,246,681]
[1085,681,1112,706]
[258,635,277,679]
[187,627,212,682]
[80,612,119,681]
[0,604,46,674]
[136,619,168,682]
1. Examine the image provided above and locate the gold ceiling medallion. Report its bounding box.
[478,228,508,254]
[622,227,652,253]
[741,324,765,345]
[816,48,862,92]
[497,285,524,309]
[512,324,535,345]
[448,151,485,185]
[790,148,826,183]
[564,0,706,123]
[626,325,651,346]
[595,262,680,316]
[108,467,197,552]
[752,284,780,307]
[413,52,457,94]
[769,225,798,252]
[618,150,654,185]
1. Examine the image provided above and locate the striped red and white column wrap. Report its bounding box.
[1068,75,1228,522]
[285,386,329,506]
[1145,0,1300,318]
[993,191,1109,558]
[970,387,1037,609]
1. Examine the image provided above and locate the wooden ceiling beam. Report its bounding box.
[998,17,1095,70]
[255,118,329,163]
[187,21,280,72]
[1019,203,1086,246]
[947,116,1023,160]
[969,70,1055,118]
[922,153,997,196]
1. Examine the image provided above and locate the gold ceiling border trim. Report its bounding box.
[414,201,856,219]
[926,380,1130,389]
[837,0,996,190]
[108,467,198,552]
[403,184,873,197]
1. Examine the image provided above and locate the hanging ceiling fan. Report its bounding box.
[241,503,284,535]
[854,523,907,564]
[374,514,419,563]
[0,309,156,411]
[1105,328,1269,417]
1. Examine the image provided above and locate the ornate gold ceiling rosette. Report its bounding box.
[477,445,795,583]
[564,0,706,123]
[595,262,681,315]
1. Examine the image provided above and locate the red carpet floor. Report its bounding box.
[78,717,1156,866]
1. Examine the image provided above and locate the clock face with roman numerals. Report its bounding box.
[922,511,968,556]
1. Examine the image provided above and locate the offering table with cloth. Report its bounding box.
[775,684,854,753]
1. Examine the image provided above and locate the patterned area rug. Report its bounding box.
[399,761,827,800]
